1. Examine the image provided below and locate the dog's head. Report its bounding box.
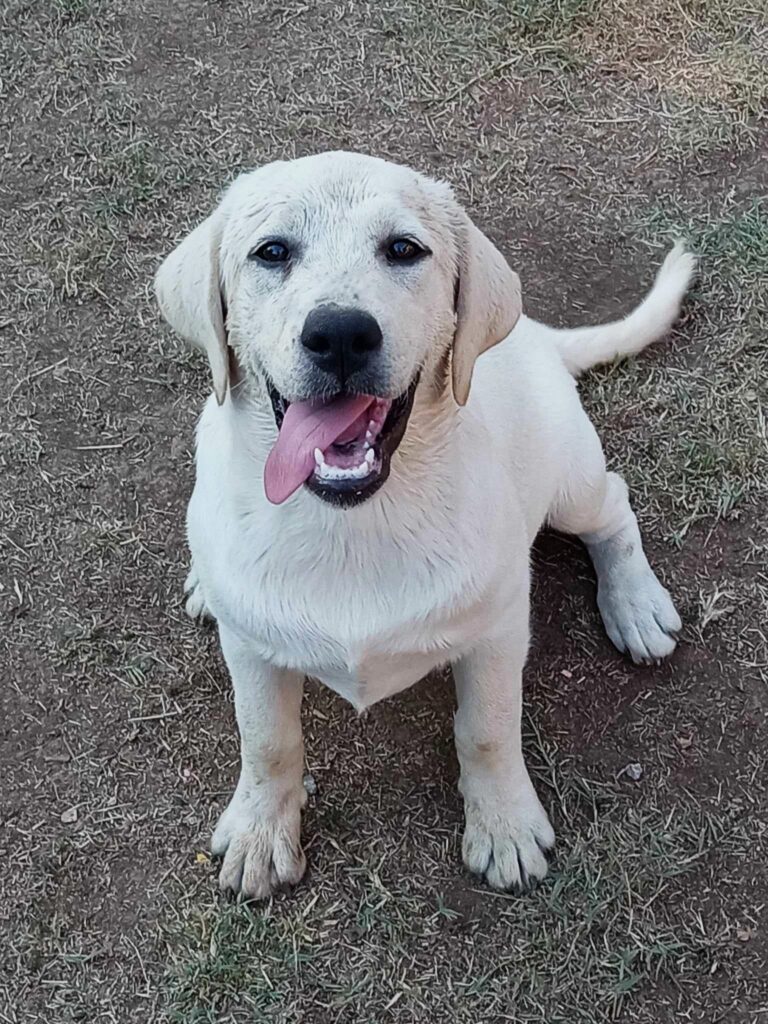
[155,152,521,507]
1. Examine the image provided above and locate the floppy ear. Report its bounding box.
[451,218,522,406]
[154,210,229,405]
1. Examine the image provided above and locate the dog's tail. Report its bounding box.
[551,242,696,376]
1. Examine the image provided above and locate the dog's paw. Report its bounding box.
[184,567,213,622]
[598,566,682,664]
[212,790,306,901]
[462,785,555,892]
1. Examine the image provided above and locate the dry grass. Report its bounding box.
[163,746,761,1023]
[1,1,766,1022]
[568,0,767,109]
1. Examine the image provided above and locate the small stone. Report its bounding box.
[303,773,318,796]
[624,762,643,781]
[60,806,78,824]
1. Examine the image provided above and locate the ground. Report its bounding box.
[0,1,766,1021]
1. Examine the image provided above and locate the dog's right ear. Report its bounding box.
[154,210,229,405]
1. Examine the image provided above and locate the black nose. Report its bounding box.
[300,306,383,385]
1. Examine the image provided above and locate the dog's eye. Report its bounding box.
[250,241,290,264]
[386,238,427,263]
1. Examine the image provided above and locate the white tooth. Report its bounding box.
[365,430,373,442]
[315,452,376,483]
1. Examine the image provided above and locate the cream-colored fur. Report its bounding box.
[156,152,694,900]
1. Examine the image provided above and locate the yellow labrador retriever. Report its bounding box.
[155,151,694,900]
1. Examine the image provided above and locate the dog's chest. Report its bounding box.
[206,529,503,711]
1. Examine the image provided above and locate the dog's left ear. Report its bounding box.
[451,217,522,406]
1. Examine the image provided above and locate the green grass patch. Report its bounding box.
[584,198,767,542]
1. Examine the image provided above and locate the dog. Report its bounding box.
[155,151,694,900]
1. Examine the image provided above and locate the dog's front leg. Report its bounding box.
[212,625,307,900]
[453,597,554,892]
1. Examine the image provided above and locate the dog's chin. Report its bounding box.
[267,376,419,508]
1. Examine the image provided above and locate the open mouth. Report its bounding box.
[264,378,418,507]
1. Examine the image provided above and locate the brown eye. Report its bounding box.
[251,241,290,263]
[386,238,427,262]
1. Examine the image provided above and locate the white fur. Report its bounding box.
[157,153,694,899]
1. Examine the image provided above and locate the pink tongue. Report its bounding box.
[264,394,375,504]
